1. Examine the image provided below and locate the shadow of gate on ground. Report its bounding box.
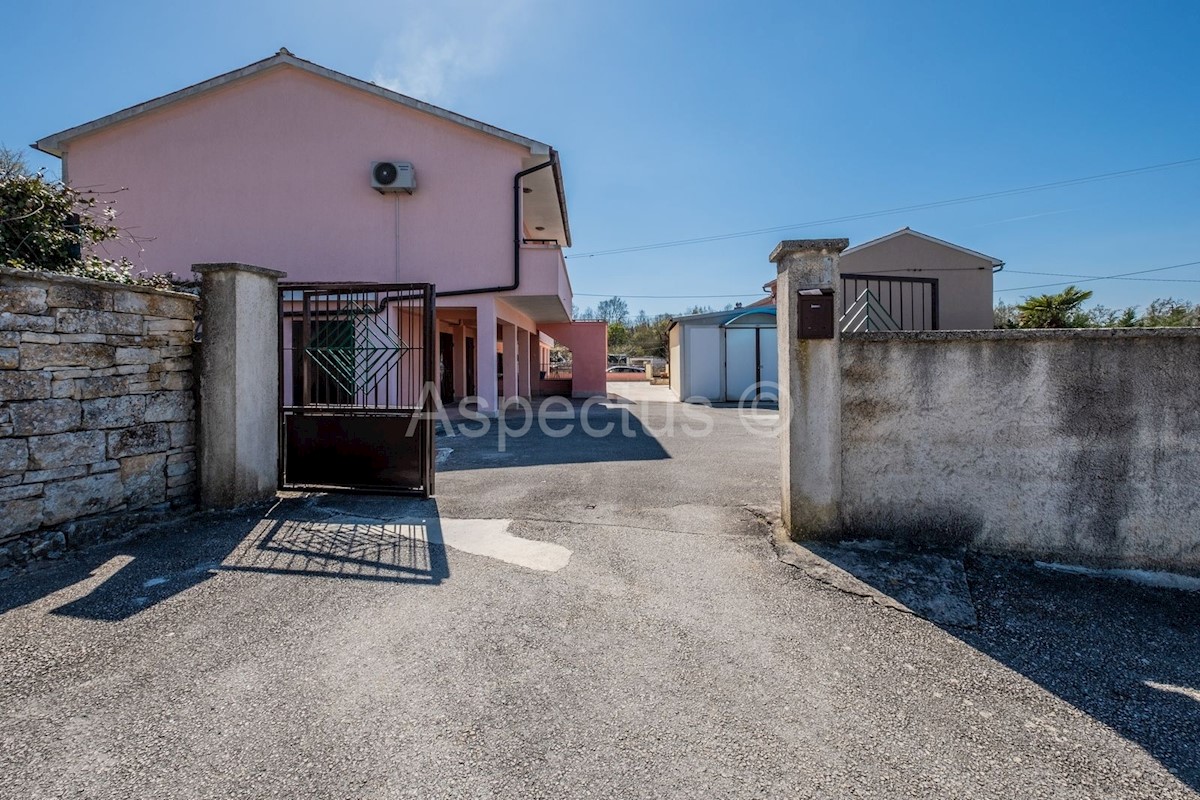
[1,497,450,622]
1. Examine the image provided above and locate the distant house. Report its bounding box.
[667,228,1004,402]
[33,49,606,409]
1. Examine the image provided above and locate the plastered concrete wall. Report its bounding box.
[840,328,1200,571]
[0,268,197,572]
[539,321,608,397]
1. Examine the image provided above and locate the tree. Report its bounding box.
[1081,305,1139,328]
[595,296,629,325]
[1016,285,1094,328]
[1141,298,1200,327]
[607,320,631,351]
[628,313,673,358]
[0,145,30,178]
[993,300,1020,328]
[996,293,1199,329]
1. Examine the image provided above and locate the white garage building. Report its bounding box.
[667,307,778,403]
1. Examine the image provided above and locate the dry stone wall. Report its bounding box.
[0,268,198,573]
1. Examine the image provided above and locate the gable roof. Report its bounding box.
[841,227,1004,267]
[34,48,552,158]
[33,48,572,246]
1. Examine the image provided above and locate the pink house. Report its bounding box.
[34,49,607,412]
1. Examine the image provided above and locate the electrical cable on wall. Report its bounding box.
[394,193,402,283]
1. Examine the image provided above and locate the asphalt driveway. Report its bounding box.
[1,400,1197,798]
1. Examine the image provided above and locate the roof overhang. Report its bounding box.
[667,307,753,330]
[721,308,777,327]
[520,150,572,247]
[842,227,1004,267]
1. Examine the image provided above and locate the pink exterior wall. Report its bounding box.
[64,65,545,299]
[540,321,608,398]
[55,61,601,410]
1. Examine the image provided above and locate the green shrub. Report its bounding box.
[0,159,176,289]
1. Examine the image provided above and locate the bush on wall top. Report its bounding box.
[0,148,178,289]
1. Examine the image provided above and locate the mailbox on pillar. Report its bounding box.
[797,289,835,339]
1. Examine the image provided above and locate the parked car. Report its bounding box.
[607,366,644,374]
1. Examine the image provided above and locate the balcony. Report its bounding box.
[504,241,572,323]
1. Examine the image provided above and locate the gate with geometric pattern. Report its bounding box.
[278,283,436,496]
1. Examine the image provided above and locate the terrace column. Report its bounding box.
[193,262,286,508]
[517,327,533,399]
[530,330,544,396]
[452,323,467,402]
[771,239,848,539]
[475,303,499,414]
[501,321,518,404]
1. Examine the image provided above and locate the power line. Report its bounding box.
[996,259,1200,293]
[567,157,1200,259]
[575,259,1200,300]
[1004,269,1200,283]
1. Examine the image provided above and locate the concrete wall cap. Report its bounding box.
[192,263,288,279]
[769,239,850,263]
[843,327,1200,343]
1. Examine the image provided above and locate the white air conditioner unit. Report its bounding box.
[371,161,416,193]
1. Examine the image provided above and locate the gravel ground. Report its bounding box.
[1,401,1196,799]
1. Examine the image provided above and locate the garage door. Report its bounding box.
[724,327,777,402]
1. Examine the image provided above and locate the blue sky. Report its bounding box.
[5,0,1199,317]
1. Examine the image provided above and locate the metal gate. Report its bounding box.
[723,326,778,402]
[279,283,436,496]
[841,273,939,330]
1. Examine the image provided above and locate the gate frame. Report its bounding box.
[841,272,939,331]
[277,282,437,498]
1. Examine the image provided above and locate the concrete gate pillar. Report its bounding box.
[193,262,287,509]
[771,239,848,539]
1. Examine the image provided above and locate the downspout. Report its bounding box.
[436,153,557,298]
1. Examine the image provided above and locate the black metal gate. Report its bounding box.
[279,283,436,496]
[841,273,939,330]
